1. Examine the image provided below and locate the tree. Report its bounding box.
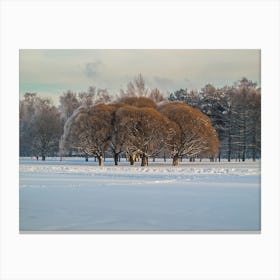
[107,102,129,165]
[115,104,177,166]
[20,93,61,159]
[134,74,148,96]
[120,74,149,97]
[78,89,96,107]
[61,104,114,166]
[20,93,37,156]
[149,88,166,103]
[107,98,160,166]
[78,87,112,106]
[169,88,188,102]
[248,88,261,161]
[159,102,219,166]
[168,78,261,162]
[217,87,235,161]
[59,90,80,121]
[59,87,112,121]
[230,78,260,161]
[117,96,157,109]
[199,85,230,161]
[58,87,112,159]
[32,99,61,160]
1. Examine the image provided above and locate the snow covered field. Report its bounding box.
[19,157,261,232]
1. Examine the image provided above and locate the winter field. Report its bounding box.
[19,157,261,232]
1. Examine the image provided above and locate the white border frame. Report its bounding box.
[1,1,280,279]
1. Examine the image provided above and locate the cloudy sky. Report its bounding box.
[19,49,260,103]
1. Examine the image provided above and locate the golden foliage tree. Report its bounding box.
[62,97,219,167]
[62,104,114,166]
[117,96,157,109]
[159,102,219,166]
[115,104,177,166]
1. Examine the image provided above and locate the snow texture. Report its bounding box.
[19,158,261,231]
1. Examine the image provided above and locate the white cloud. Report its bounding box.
[19,49,261,97]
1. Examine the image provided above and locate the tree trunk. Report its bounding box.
[172,154,179,166]
[114,153,119,166]
[242,151,246,162]
[252,125,257,161]
[242,115,247,162]
[227,134,231,162]
[129,155,135,165]
[141,154,148,166]
[227,110,232,162]
[97,156,103,166]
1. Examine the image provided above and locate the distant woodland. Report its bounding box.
[20,75,261,165]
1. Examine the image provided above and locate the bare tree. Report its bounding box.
[20,93,61,159]
[20,93,37,156]
[120,74,149,97]
[149,88,166,103]
[78,88,96,107]
[60,87,112,119]
[59,91,80,121]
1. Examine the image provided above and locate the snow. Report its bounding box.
[19,157,261,231]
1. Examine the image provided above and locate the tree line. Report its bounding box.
[169,77,261,161]
[19,75,261,164]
